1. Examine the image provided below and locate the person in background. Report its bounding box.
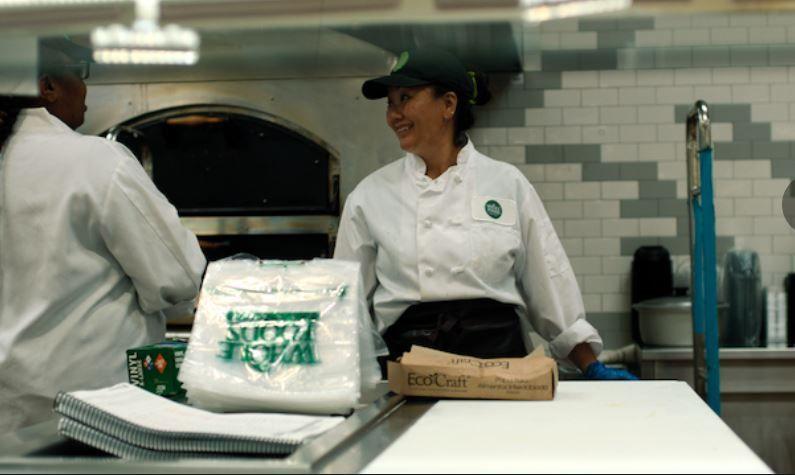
[334,48,637,380]
[0,40,206,434]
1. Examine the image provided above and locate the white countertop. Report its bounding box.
[362,381,771,474]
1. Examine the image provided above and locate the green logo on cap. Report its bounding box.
[485,200,502,219]
[393,51,410,73]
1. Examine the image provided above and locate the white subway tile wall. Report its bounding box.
[473,12,795,325]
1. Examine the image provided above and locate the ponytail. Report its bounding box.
[433,71,492,148]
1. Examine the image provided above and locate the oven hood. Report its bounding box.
[3,0,795,36]
[72,21,522,86]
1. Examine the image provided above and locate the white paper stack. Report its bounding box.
[178,258,381,415]
[55,383,344,459]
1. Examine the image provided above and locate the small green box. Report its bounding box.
[126,341,187,399]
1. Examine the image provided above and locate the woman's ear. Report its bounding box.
[443,91,458,121]
[38,75,58,104]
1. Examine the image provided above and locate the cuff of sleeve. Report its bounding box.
[548,318,604,361]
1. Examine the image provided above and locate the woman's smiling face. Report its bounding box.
[386,85,455,156]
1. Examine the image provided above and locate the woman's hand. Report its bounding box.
[568,342,639,380]
[583,361,639,381]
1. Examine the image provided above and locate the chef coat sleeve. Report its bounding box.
[516,186,603,361]
[333,193,378,308]
[98,143,207,314]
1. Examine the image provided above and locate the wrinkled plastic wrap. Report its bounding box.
[723,249,763,347]
[178,256,386,415]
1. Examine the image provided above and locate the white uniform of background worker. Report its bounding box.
[0,41,206,433]
[335,48,637,381]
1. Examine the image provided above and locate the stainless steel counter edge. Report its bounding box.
[641,347,795,361]
[0,392,434,474]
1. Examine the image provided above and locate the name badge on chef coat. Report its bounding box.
[471,196,517,226]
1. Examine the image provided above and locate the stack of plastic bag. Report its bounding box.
[178,256,385,415]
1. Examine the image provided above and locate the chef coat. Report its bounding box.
[0,108,206,433]
[334,140,602,361]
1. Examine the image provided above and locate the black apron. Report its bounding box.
[380,298,527,377]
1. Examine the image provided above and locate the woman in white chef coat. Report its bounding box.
[335,48,636,380]
[0,41,206,433]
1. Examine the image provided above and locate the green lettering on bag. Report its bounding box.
[217,311,320,373]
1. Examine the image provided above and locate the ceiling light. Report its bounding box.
[521,0,632,23]
[91,0,199,65]
[0,0,117,6]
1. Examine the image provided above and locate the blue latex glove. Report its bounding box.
[584,361,638,381]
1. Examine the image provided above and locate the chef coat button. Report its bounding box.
[451,266,465,274]
[424,268,434,277]
[424,219,432,228]
[454,174,463,183]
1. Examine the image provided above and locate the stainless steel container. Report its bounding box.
[633,297,729,347]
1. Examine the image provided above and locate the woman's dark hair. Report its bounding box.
[0,105,21,151]
[0,96,38,151]
[433,70,492,147]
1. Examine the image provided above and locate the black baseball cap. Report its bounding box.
[362,48,475,102]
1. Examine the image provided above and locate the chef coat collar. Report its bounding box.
[14,108,74,136]
[406,138,477,183]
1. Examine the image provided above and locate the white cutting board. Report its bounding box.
[362,381,771,474]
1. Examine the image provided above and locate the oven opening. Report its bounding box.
[105,105,340,217]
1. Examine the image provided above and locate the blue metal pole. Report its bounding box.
[687,101,721,415]
[699,147,721,414]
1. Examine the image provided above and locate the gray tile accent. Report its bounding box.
[772,158,795,179]
[639,180,678,199]
[676,217,690,237]
[692,46,732,68]
[508,89,545,108]
[674,104,751,124]
[523,72,562,90]
[753,141,790,160]
[658,237,690,255]
[526,145,564,164]
[620,199,659,218]
[621,163,658,180]
[493,88,545,109]
[563,144,601,163]
[624,236,734,257]
[769,45,795,66]
[586,313,633,349]
[655,48,692,68]
[479,108,525,127]
[658,199,689,217]
[541,51,580,71]
[547,45,795,75]
[674,104,689,123]
[714,142,752,160]
[710,104,752,123]
[621,237,661,256]
[617,48,656,70]
[580,50,619,70]
[717,237,736,258]
[542,50,619,72]
[583,162,621,181]
[579,19,618,31]
[730,46,769,67]
[598,31,635,49]
[615,17,655,31]
[733,123,772,142]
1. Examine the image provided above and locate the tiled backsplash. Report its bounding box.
[470,12,795,346]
